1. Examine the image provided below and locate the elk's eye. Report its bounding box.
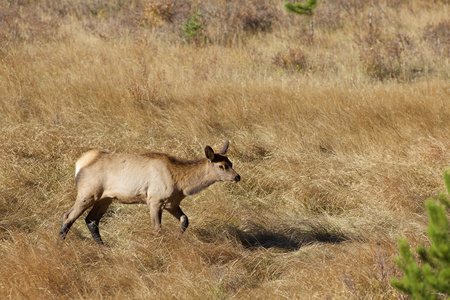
[219,165,224,170]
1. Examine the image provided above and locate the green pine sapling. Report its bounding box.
[183,8,206,45]
[391,168,450,299]
[285,0,318,38]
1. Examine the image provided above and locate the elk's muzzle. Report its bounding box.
[233,174,241,182]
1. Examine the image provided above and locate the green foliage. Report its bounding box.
[183,8,206,44]
[391,168,450,299]
[285,0,318,38]
[284,0,317,17]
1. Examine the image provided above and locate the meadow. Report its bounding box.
[0,0,449,298]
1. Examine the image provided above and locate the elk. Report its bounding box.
[59,141,240,245]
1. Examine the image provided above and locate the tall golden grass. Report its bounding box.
[0,0,449,298]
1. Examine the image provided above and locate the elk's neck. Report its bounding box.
[172,158,218,196]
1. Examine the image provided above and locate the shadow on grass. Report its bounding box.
[195,220,357,252]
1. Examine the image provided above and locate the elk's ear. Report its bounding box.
[219,140,229,155]
[205,146,215,161]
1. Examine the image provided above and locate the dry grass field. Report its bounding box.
[0,0,449,298]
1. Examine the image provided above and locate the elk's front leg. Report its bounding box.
[150,201,163,232]
[166,206,189,237]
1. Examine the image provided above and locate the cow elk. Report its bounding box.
[59,141,240,245]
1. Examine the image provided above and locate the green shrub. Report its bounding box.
[183,7,206,45]
[391,169,450,299]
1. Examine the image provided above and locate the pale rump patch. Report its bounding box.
[75,150,103,177]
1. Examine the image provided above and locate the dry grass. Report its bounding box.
[0,0,449,298]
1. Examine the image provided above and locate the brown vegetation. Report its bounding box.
[0,0,449,298]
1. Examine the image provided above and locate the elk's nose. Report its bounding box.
[234,174,241,182]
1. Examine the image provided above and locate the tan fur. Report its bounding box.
[75,150,104,177]
[59,141,240,244]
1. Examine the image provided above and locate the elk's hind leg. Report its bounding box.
[59,195,95,242]
[59,208,74,241]
[85,198,112,245]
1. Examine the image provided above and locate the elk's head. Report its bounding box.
[205,141,240,183]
